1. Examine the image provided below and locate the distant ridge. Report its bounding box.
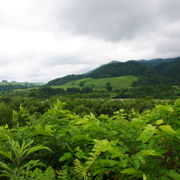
[136,57,180,67]
[47,57,180,86]
[107,60,120,64]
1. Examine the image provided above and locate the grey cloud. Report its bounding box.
[58,0,180,41]
[0,0,180,82]
[156,37,180,57]
[41,56,86,66]
[158,0,180,21]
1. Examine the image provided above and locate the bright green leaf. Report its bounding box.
[138,124,156,143]
[156,119,164,125]
[159,125,176,135]
[121,168,141,175]
[59,152,72,162]
[140,150,161,157]
[165,170,180,180]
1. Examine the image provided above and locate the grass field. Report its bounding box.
[52,75,138,90]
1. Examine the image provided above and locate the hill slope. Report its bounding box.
[47,57,180,87]
[53,76,138,90]
[154,59,180,83]
[86,61,155,78]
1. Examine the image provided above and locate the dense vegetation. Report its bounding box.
[10,85,180,100]
[0,96,164,127]
[0,97,179,179]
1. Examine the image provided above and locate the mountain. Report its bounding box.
[137,57,180,67]
[47,57,180,86]
[154,59,180,81]
[86,61,155,78]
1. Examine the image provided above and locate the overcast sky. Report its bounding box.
[0,0,180,82]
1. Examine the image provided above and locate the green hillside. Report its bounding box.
[52,75,138,90]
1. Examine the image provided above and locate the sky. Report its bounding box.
[0,0,180,82]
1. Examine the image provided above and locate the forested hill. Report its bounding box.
[47,57,180,86]
[86,61,155,78]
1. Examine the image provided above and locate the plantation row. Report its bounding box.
[0,99,179,179]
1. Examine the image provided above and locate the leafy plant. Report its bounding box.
[0,136,51,179]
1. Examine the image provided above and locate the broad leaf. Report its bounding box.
[138,124,156,143]
[159,125,177,135]
[121,168,141,175]
[59,152,72,162]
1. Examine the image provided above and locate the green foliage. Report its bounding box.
[0,135,51,179]
[105,82,112,91]
[0,103,13,126]
[59,153,72,162]
[12,105,32,126]
[138,124,156,143]
[26,167,56,180]
[0,99,179,179]
[57,166,70,180]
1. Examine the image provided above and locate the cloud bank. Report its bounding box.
[0,0,180,82]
